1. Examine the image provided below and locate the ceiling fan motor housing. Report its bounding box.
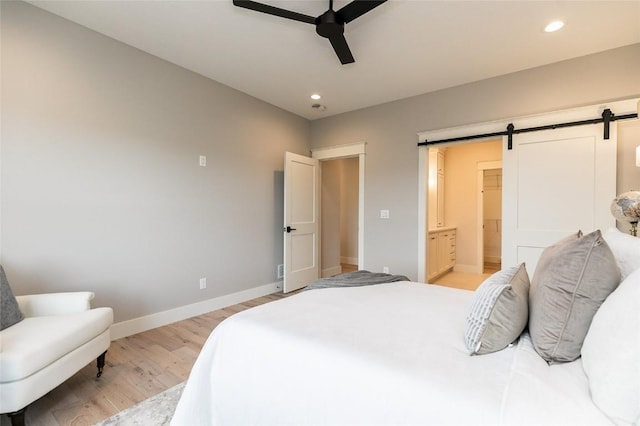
[316,10,344,38]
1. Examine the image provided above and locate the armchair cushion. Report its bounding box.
[0,265,23,331]
[0,307,113,382]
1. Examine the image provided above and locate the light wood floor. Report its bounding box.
[1,291,293,426]
[431,262,501,291]
[431,271,490,290]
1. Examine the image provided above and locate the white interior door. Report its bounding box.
[284,152,320,292]
[502,124,617,274]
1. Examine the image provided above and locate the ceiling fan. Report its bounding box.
[232,0,387,65]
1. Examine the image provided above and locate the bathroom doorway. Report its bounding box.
[480,165,502,274]
[425,140,502,289]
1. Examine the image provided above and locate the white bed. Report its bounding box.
[172,283,613,425]
[172,228,640,426]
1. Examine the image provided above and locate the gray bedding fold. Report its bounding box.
[304,270,410,291]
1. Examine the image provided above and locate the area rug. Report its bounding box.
[95,382,185,426]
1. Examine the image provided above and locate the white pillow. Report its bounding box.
[603,227,640,280]
[464,263,530,355]
[581,267,640,425]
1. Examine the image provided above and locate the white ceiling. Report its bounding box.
[28,0,640,120]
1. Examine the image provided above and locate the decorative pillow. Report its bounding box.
[603,227,640,280]
[529,230,621,363]
[464,263,530,355]
[1,265,24,331]
[581,267,640,425]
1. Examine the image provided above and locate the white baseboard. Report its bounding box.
[340,256,358,266]
[110,282,279,340]
[322,265,342,278]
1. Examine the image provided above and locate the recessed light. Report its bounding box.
[544,20,564,33]
[310,93,321,100]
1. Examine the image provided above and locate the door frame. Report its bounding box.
[311,142,366,269]
[417,98,639,283]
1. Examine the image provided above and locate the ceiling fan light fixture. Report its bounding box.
[310,94,321,100]
[544,20,564,33]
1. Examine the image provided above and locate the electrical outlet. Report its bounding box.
[380,209,390,219]
[383,266,389,273]
[199,277,207,290]
[199,155,207,167]
[277,264,284,279]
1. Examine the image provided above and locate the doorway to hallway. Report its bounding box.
[321,157,359,277]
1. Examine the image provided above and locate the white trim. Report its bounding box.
[417,147,428,282]
[357,154,365,269]
[312,142,366,270]
[110,282,279,340]
[417,98,639,143]
[312,142,366,160]
[417,98,640,282]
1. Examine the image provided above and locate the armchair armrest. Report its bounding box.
[16,292,95,317]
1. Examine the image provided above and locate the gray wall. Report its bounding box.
[309,43,640,280]
[1,1,310,322]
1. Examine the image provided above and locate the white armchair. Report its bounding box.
[0,291,113,426]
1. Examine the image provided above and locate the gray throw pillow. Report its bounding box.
[1,265,24,330]
[529,230,621,363]
[464,263,530,355]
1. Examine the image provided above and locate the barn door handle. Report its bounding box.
[284,226,297,233]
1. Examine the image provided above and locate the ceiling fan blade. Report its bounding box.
[233,0,316,25]
[336,0,387,24]
[328,34,355,64]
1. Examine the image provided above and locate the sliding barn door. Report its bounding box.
[283,152,320,293]
[502,124,617,274]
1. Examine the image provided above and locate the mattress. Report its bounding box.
[172,282,613,425]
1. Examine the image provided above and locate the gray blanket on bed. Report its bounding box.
[304,270,410,291]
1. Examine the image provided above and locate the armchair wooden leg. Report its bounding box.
[8,408,26,426]
[97,350,107,378]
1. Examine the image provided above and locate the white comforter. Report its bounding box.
[172,282,613,425]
